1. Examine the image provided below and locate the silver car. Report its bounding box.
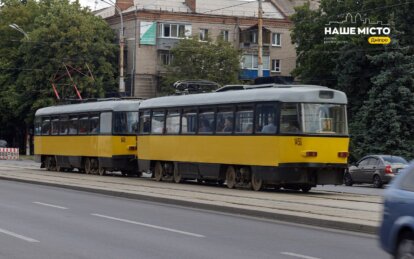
[344,155,408,188]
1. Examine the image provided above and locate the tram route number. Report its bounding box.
[294,138,302,146]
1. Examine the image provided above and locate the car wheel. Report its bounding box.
[396,232,414,259]
[344,173,353,186]
[373,175,383,188]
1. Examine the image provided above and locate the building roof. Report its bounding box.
[97,0,285,19]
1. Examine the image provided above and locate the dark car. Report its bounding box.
[344,155,408,188]
[380,161,414,258]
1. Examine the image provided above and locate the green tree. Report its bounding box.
[351,43,414,159]
[0,0,118,149]
[291,0,414,160]
[161,38,241,94]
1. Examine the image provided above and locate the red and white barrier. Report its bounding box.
[0,148,19,160]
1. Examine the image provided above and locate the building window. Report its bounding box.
[272,33,281,46]
[159,23,186,38]
[242,55,270,70]
[159,51,173,65]
[271,59,281,72]
[250,31,257,44]
[199,29,208,41]
[221,30,229,41]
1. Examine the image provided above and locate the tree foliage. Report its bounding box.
[0,0,117,148]
[291,0,414,160]
[161,38,241,94]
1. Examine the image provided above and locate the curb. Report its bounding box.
[0,176,378,235]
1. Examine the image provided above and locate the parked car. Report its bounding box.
[344,155,408,188]
[380,161,414,258]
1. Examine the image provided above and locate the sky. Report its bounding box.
[78,0,109,11]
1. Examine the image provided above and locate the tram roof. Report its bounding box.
[35,100,141,116]
[139,85,347,109]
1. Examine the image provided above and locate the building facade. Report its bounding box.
[96,0,297,98]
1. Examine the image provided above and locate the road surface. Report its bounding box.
[0,179,388,259]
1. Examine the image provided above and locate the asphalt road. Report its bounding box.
[0,179,388,259]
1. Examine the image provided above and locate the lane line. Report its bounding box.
[281,252,321,259]
[91,213,205,238]
[33,202,68,210]
[0,227,39,243]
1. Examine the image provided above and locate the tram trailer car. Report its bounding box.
[137,85,349,192]
[34,100,141,176]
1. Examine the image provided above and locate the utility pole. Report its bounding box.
[257,0,263,77]
[101,0,125,95]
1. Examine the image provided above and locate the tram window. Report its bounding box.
[89,115,99,134]
[68,116,78,134]
[113,112,136,134]
[235,105,253,134]
[59,116,69,135]
[182,109,197,134]
[34,117,41,136]
[151,111,165,134]
[166,110,180,134]
[301,103,347,134]
[51,117,59,135]
[198,109,214,134]
[79,116,89,134]
[113,112,126,134]
[126,112,139,134]
[139,111,151,134]
[100,112,112,134]
[41,119,50,135]
[255,104,278,134]
[280,103,301,133]
[216,107,234,134]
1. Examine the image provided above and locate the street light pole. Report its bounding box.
[257,0,263,77]
[9,23,29,40]
[8,23,31,156]
[101,0,125,95]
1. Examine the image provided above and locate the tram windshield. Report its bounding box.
[302,103,347,134]
[280,103,348,135]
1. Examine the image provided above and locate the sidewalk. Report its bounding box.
[0,161,383,234]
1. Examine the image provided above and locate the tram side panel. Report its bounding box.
[137,135,348,185]
[35,135,137,172]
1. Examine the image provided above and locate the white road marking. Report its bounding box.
[91,213,205,238]
[281,252,322,259]
[0,227,39,243]
[33,202,68,210]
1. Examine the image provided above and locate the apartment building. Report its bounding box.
[96,0,297,98]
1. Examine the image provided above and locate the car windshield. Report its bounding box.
[382,156,408,165]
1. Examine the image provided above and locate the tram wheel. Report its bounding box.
[154,162,163,182]
[251,172,263,191]
[45,156,57,171]
[84,158,92,174]
[45,157,52,171]
[90,158,99,175]
[173,164,182,183]
[226,166,236,189]
[98,166,106,176]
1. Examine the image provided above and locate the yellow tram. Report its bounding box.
[137,85,349,192]
[34,100,141,175]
